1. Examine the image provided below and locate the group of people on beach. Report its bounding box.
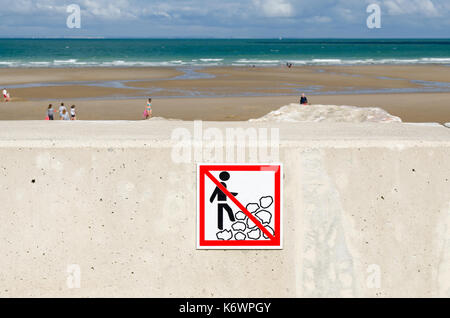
[45,98,151,121]
[46,98,151,121]
[8,92,307,120]
[2,88,10,102]
[47,103,76,120]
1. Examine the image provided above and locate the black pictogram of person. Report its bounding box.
[209,171,238,230]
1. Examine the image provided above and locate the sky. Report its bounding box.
[0,0,449,38]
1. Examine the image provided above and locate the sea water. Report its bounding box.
[0,38,449,68]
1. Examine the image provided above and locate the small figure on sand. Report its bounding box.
[47,104,55,120]
[61,109,70,121]
[300,93,309,105]
[144,98,152,119]
[59,102,67,119]
[70,105,77,120]
[3,88,10,102]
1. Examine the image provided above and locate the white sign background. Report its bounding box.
[202,168,278,243]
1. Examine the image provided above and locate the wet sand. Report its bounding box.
[1,65,449,123]
[0,67,183,85]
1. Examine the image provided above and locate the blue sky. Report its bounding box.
[0,0,449,38]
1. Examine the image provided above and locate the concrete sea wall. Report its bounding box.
[0,121,449,297]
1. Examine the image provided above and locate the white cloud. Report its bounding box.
[253,0,294,18]
[384,0,440,17]
[81,0,138,20]
[0,0,449,37]
[6,0,66,15]
[305,16,332,23]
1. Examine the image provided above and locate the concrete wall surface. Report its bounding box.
[0,121,449,298]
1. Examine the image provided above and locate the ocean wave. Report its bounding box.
[0,57,449,68]
[284,58,450,66]
[311,59,342,64]
[235,59,281,64]
[419,58,450,63]
[249,104,402,123]
[286,58,450,65]
[29,62,51,66]
[199,58,224,62]
[54,59,78,64]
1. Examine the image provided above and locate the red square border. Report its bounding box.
[197,164,283,250]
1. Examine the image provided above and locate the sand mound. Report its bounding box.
[249,104,402,123]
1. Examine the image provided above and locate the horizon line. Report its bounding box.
[1,37,450,40]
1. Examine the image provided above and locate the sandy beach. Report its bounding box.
[1,65,449,123]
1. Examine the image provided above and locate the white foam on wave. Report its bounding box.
[199,58,224,62]
[28,62,51,67]
[249,104,402,123]
[419,58,450,63]
[312,59,343,64]
[286,58,450,66]
[1,57,449,68]
[235,59,281,64]
[232,58,450,66]
[54,59,78,64]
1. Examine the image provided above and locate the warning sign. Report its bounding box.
[197,164,283,249]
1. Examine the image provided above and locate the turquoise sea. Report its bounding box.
[0,39,450,67]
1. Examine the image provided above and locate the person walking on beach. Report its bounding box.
[59,103,67,119]
[47,104,55,120]
[144,98,152,119]
[3,88,10,102]
[70,105,77,120]
[300,93,309,105]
